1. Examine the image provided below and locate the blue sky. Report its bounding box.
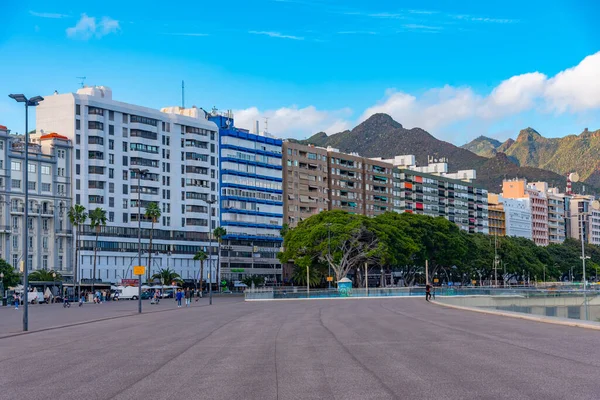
[1,0,599,145]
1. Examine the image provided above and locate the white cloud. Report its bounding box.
[249,31,304,40]
[233,105,352,139]
[30,11,69,18]
[66,14,120,39]
[232,51,600,141]
[544,52,600,113]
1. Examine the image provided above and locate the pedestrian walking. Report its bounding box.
[425,284,432,302]
[14,294,19,310]
[185,288,191,307]
[176,289,183,308]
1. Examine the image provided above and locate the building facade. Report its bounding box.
[212,113,283,283]
[546,187,567,244]
[501,196,533,239]
[363,158,394,217]
[282,142,328,227]
[502,179,549,246]
[328,149,364,214]
[487,194,506,237]
[568,195,600,245]
[36,86,219,284]
[0,125,73,276]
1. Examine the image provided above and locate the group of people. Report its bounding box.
[78,290,111,305]
[175,288,195,308]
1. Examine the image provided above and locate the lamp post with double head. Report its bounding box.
[204,198,217,305]
[9,93,43,331]
[130,168,148,314]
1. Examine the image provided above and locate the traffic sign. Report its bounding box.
[133,266,146,276]
[433,278,439,283]
[326,276,333,282]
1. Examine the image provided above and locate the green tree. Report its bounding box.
[89,207,107,292]
[144,202,161,282]
[241,275,265,287]
[193,249,208,293]
[29,269,62,281]
[0,258,20,288]
[213,227,227,292]
[68,204,87,296]
[151,268,182,285]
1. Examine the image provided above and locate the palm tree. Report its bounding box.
[68,205,87,298]
[213,227,227,292]
[144,202,161,282]
[29,269,62,281]
[193,249,208,296]
[89,207,107,293]
[151,268,182,286]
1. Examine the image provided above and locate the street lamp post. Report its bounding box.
[325,223,332,289]
[9,93,43,331]
[130,168,148,314]
[204,198,217,306]
[0,272,4,306]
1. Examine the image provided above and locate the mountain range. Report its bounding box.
[296,114,592,194]
[462,127,600,188]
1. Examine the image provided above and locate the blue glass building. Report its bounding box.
[209,112,283,284]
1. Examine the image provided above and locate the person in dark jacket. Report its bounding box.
[176,289,183,308]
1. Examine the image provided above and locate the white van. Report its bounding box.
[114,286,140,300]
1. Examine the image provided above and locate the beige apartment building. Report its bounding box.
[327,149,364,215]
[282,142,329,227]
[487,194,506,237]
[502,179,549,246]
[363,158,393,217]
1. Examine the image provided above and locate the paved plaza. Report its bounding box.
[1,297,600,399]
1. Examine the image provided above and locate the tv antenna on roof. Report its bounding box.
[76,76,86,88]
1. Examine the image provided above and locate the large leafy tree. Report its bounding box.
[144,202,161,282]
[89,207,107,292]
[0,258,20,288]
[29,269,62,281]
[193,249,208,293]
[68,204,87,297]
[213,226,227,292]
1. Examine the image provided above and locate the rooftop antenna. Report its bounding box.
[181,80,185,108]
[76,76,86,88]
[264,117,269,133]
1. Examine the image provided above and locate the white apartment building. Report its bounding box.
[545,187,567,244]
[569,195,600,245]
[0,125,73,275]
[501,196,533,239]
[36,86,219,284]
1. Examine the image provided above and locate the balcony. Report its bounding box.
[55,229,73,236]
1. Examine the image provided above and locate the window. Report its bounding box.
[130,129,157,140]
[89,165,104,174]
[123,142,128,152]
[109,182,114,193]
[76,120,80,130]
[89,195,104,204]
[76,104,81,115]
[123,184,128,194]
[109,110,114,121]
[122,156,128,166]
[89,136,104,145]
[11,161,21,171]
[109,154,114,164]
[123,199,128,209]
[122,127,128,137]
[28,164,36,173]
[41,165,51,175]
[109,197,114,207]
[123,113,128,123]
[123,213,128,222]
[109,168,114,179]
[43,237,48,249]
[109,211,114,222]
[28,182,35,191]
[88,121,104,130]
[76,164,80,175]
[109,125,114,135]
[88,106,104,115]
[109,139,114,150]
[76,180,81,190]
[76,149,80,160]
[130,115,158,126]
[42,183,51,192]
[130,143,159,153]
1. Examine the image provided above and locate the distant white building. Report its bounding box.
[36,86,220,284]
[370,154,476,182]
[501,196,533,240]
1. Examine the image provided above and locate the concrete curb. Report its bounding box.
[431,300,600,331]
[245,295,421,302]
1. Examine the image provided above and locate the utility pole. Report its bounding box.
[425,259,429,286]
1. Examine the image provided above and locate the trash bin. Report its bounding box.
[337,277,352,297]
